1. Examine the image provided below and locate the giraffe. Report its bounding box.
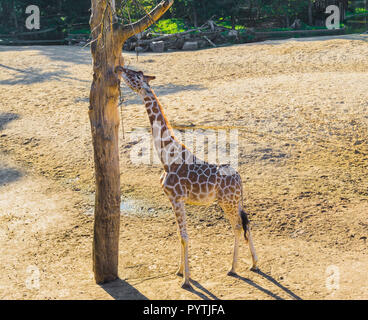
[116,66,258,289]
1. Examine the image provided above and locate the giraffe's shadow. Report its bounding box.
[184,278,220,300]
[228,269,303,300]
[252,269,302,300]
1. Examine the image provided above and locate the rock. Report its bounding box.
[291,19,302,30]
[228,29,238,37]
[182,41,198,51]
[135,46,145,52]
[174,38,185,49]
[150,41,165,53]
[197,40,208,49]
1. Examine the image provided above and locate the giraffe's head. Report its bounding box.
[116,66,156,95]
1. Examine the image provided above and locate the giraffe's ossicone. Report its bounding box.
[116,66,258,289]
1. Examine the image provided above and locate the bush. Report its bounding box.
[151,19,188,34]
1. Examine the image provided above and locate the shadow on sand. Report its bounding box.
[0,63,89,85]
[121,83,206,105]
[253,269,302,300]
[100,278,148,300]
[181,279,220,300]
[227,269,302,300]
[0,112,19,131]
[0,112,23,186]
[74,83,205,105]
[0,45,91,65]
[0,166,23,187]
[101,277,222,300]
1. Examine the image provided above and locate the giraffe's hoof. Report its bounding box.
[250,265,259,272]
[181,282,192,290]
[227,271,237,277]
[176,271,183,277]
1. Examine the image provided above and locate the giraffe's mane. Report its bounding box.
[148,87,188,152]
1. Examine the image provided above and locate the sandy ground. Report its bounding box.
[0,34,368,300]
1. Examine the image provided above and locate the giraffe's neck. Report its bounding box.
[141,88,193,171]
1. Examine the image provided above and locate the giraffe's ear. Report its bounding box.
[144,75,156,83]
[114,66,124,74]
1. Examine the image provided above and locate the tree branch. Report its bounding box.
[115,0,174,41]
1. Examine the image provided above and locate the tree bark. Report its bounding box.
[11,0,18,31]
[89,0,173,284]
[89,0,122,285]
[285,15,290,28]
[115,0,173,42]
[0,1,11,30]
[308,0,313,26]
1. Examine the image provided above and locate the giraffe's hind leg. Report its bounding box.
[246,224,258,271]
[220,203,243,275]
[240,205,258,271]
[169,197,191,289]
[221,203,258,274]
[229,221,242,276]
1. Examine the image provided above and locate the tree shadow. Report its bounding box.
[228,273,284,300]
[37,46,92,65]
[0,45,92,66]
[154,83,205,96]
[182,279,220,300]
[0,166,23,186]
[76,83,206,105]
[121,83,205,105]
[252,269,303,300]
[0,112,19,131]
[0,63,89,85]
[100,278,148,300]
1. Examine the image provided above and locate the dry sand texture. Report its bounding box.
[0,34,368,299]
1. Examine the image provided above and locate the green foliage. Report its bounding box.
[0,0,364,38]
[216,18,245,31]
[0,0,90,34]
[151,19,187,34]
[355,7,368,14]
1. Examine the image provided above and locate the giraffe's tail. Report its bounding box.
[239,209,250,242]
[239,180,250,242]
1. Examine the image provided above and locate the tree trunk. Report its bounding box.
[249,0,254,26]
[192,3,198,28]
[339,3,345,23]
[57,0,63,13]
[308,0,313,26]
[285,15,290,28]
[0,1,11,30]
[89,0,123,284]
[11,0,18,31]
[89,0,173,284]
[231,14,236,30]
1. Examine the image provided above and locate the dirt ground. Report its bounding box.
[0,34,368,300]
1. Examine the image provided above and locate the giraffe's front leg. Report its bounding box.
[170,199,191,289]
